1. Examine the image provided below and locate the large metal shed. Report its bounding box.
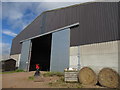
[10,2,120,73]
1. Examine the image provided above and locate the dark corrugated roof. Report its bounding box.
[14,2,94,39]
[10,2,119,55]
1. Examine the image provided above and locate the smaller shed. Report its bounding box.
[1,59,16,72]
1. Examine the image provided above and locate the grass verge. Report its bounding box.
[1,69,25,74]
[43,72,64,77]
[48,76,82,88]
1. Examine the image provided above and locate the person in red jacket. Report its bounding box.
[34,64,40,76]
[36,64,40,70]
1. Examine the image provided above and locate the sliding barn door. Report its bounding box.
[50,28,70,72]
[19,40,32,71]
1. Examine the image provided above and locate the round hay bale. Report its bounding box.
[78,67,97,85]
[98,68,119,88]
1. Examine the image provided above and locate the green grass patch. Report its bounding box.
[58,76,64,82]
[15,69,25,72]
[28,76,34,80]
[48,76,82,88]
[64,70,78,72]
[1,69,25,74]
[48,82,53,86]
[43,72,64,77]
[1,71,15,74]
[48,76,64,87]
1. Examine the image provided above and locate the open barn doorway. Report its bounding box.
[29,34,52,71]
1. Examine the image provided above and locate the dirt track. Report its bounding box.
[2,71,103,88]
[2,71,59,88]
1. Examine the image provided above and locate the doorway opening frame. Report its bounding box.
[19,22,79,72]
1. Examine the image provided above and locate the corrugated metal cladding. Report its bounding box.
[10,2,119,55]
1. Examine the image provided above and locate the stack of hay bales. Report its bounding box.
[64,68,78,82]
[78,67,119,88]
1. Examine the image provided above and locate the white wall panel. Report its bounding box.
[70,41,119,74]
[10,54,21,67]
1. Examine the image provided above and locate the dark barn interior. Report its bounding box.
[29,34,52,71]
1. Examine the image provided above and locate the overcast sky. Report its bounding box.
[1,0,119,60]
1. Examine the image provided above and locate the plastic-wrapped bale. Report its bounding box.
[98,68,119,88]
[78,67,97,85]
